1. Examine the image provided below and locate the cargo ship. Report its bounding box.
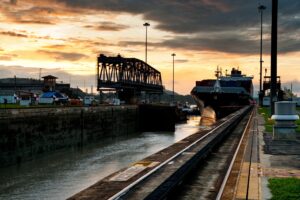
[191,67,253,118]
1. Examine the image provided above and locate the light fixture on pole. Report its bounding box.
[258,4,266,106]
[143,22,150,63]
[171,53,176,102]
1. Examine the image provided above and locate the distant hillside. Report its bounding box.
[95,89,195,104]
[160,89,195,104]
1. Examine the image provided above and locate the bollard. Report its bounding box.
[271,101,299,139]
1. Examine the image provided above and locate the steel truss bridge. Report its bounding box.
[97,54,163,102]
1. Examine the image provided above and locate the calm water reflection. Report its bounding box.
[0,116,200,200]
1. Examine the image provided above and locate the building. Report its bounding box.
[0,75,72,104]
[0,90,17,104]
[0,75,70,93]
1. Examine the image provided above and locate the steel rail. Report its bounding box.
[108,107,249,200]
[245,109,258,200]
[215,107,254,200]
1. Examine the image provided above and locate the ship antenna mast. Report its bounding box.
[215,66,221,78]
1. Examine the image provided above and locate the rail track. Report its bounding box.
[171,107,254,200]
[69,105,255,200]
[117,106,254,200]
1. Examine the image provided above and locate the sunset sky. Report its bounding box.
[0,0,299,95]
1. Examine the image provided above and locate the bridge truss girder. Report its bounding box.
[97,54,163,94]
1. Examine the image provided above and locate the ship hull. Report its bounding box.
[191,91,251,118]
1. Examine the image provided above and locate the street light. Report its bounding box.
[172,53,176,102]
[258,4,266,106]
[143,22,150,63]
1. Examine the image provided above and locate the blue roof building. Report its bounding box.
[40,91,64,98]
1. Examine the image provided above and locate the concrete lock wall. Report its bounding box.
[0,106,139,167]
[138,104,176,132]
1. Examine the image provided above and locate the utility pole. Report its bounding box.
[172,53,176,103]
[270,0,278,115]
[39,68,42,81]
[258,4,266,106]
[143,22,150,63]
[84,80,86,94]
[291,83,293,96]
[14,75,16,94]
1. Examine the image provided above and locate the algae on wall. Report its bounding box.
[0,106,139,167]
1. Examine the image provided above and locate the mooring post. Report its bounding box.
[271,101,299,139]
[80,109,84,147]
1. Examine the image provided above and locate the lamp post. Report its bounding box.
[258,4,266,106]
[172,53,176,102]
[143,22,150,63]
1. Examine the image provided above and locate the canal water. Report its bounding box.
[0,116,201,200]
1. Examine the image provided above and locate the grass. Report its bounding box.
[0,104,27,109]
[0,103,58,109]
[296,119,300,133]
[268,178,300,200]
[258,106,300,133]
[258,107,275,133]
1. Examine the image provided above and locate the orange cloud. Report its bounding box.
[0,30,55,41]
[41,44,67,50]
[84,22,129,32]
[0,0,92,25]
[37,50,89,61]
[201,0,232,12]
[0,4,56,24]
[0,31,28,38]
[0,53,18,61]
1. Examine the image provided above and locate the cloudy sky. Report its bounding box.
[0,0,299,95]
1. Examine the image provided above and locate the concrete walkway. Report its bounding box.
[234,107,300,199]
[257,107,299,199]
[235,110,260,200]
